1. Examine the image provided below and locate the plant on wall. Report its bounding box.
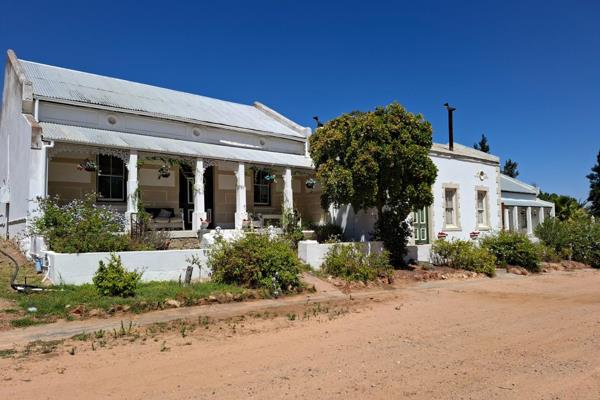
[309,102,438,266]
[139,156,191,179]
[305,178,317,189]
[251,166,277,183]
[77,159,98,172]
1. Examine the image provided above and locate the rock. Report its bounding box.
[441,274,447,280]
[88,308,102,317]
[69,305,85,316]
[225,292,234,301]
[165,299,181,308]
[208,295,218,302]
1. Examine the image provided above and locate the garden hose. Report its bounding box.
[0,247,47,293]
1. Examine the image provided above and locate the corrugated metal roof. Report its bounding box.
[40,122,313,169]
[501,197,554,207]
[430,142,500,163]
[500,174,538,194]
[19,59,305,139]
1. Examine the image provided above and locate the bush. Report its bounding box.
[281,209,304,247]
[31,194,130,253]
[568,218,600,268]
[534,218,572,259]
[208,233,302,294]
[373,209,412,267]
[431,239,496,277]
[93,254,141,297]
[322,244,393,282]
[480,231,541,272]
[311,223,344,243]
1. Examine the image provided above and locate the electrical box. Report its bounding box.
[0,186,10,203]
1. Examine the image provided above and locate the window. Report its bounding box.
[444,188,458,227]
[96,155,125,201]
[253,170,271,206]
[477,190,488,227]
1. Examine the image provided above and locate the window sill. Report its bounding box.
[477,226,491,231]
[443,226,462,232]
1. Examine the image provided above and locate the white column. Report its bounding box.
[550,205,556,217]
[192,159,207,232]
[282,168,293,211]
[234,162,247,230]
[526,206,533,235]
[503,207,510,231]
[512,206,519,233]
[28,145,48,219]
[539,207,545,224]
[125,151,138,230]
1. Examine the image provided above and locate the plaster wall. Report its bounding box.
[45,249,210,285]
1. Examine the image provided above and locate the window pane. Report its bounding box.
[477,210,484,225]
[111,157,124,175]
[445,209,454,224]
[98,176,111,199]
[445,190,454,208]
[111,177,124,200]
[98,155,111,175]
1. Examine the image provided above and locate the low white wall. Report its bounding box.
[44,249,210,285]
[298,240,384,270]
[405,244,432,263]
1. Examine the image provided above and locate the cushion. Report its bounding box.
[154,217,171,223]
[158,209,173,218]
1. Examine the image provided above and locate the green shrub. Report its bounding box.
[93,254,141,297]
[311,223,344,243]
[322,244,393,282]
[31,194,130,253]
[534,218,572,258]
[208,233,302,294]
[568,218,600,268]
[431,239,496,277]
[281,209,304,247]
[480,231,541,272]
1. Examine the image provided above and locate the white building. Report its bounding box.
[1,50,503,263]
[500,174,555,236]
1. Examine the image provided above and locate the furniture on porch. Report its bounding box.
[145,208,185,230]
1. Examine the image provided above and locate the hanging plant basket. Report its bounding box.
[158,165,171,179]
[305,178,316,189]
[264,174,276,183]
[77,159,97,172]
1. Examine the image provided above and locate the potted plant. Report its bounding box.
[77,159,97,172]
[264,174,276,183]
[305,178,316,189]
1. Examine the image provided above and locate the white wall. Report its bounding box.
[0,54,34,239]
[298,240,384,270]
[431,154,501,240]
[45,249,210,285]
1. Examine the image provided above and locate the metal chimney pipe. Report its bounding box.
[444,103,456,151]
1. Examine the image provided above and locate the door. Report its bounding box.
[413,207,429,244]
[179,165,214,230]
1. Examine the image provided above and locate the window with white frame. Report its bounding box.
[476,190,488,227]
[253,170,271,206]
[444,188,458,227]
[96,155,125,201]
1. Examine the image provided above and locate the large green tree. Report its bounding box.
[539,191,586,221]
[309,102,438,264]
[502,158,519,178]
[473,134,490,153]
[587,150,600,217]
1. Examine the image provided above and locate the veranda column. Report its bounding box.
[503,207,510,231]
[539,206,545,225]
[512,206,519,233]
[550,205,556,217]
[192,159,207,232]
[526,206,533,235]
[125,150,139,231]
[234,162,247,229]
[282,168,293,211]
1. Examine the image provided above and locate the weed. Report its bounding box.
[94,329,105,339]
[72,332,90,341]
[11,317,41,328]
[286,313,297,321]
[160,341,170,352]
[0,348,16,358]
[67,347,76,356]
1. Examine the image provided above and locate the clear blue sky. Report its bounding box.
[1,0,598,200]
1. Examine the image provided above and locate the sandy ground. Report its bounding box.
[1,269,600,399]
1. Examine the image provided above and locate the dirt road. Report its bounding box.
[2,269,600,399]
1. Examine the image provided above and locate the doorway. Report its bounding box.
[413,207,429,244]
[179,165,214,230]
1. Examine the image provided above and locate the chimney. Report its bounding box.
[444,103,456,151]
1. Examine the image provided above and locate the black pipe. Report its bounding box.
[444,103,456,151]
[1,247,47,293]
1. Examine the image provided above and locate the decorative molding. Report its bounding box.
[48,143,129,162]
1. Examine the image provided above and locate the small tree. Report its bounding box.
[309,102,437,265]
[473,134,490,153]
[502,158,519,178]
[587,150,600,217]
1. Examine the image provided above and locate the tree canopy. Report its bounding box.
[587,150,600,217]
[539,191,586,221]
[502,158,519,178]
[473,134,490,153]
[309,102,438,264]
